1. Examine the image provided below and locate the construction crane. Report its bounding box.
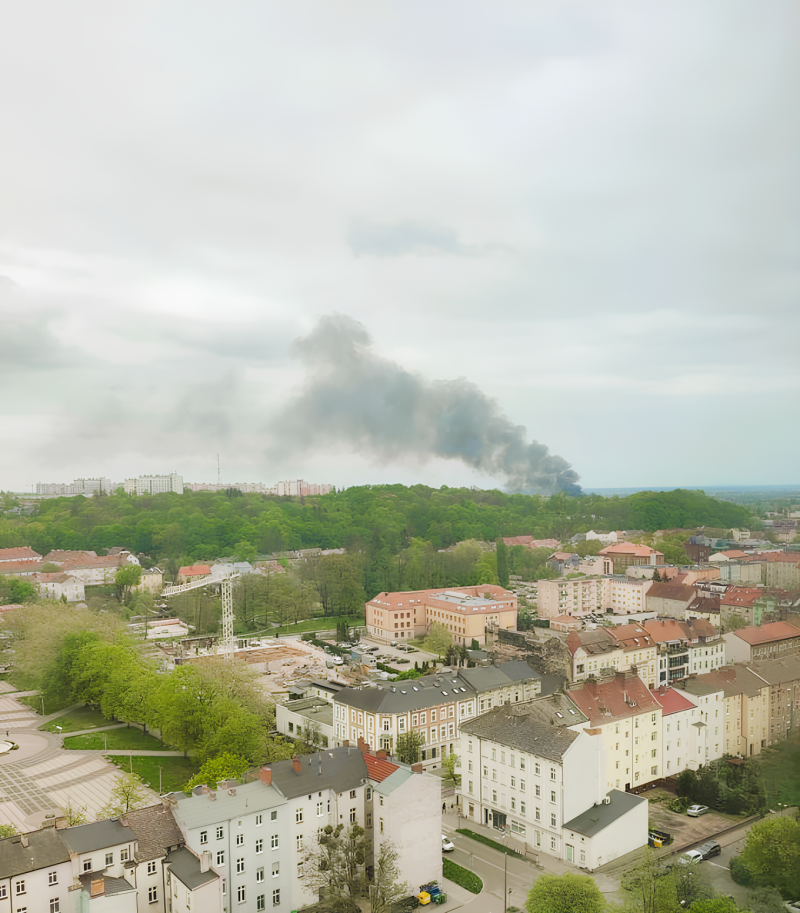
[161,572,240,659]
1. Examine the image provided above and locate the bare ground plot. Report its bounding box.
[647,801,745,852]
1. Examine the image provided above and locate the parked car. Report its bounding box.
[677,850,704,865]
[687,805,710,817]
[441,835,454,853]
[697,842,721,860]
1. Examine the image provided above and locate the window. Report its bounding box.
[350,789,357,799]
[236,858,245,874]
[48,872,58,885]
[105,853,113,866]
[223,879,226,896]
[550,813,556,827]
[651,732,657,741]
[510,776,515,788]
[50,901,60,913]
[257,896,266,912]
[296,809,303,823]
[520,802,526,815]
[380,819,384,834]
[483,766,488,777]
[492,791,498,804]
[317,802,324,816]
[216,827,224,840]
[652,766,658,775]
[200,830,208,845]
[468,781,473,794]
[121,849,129,862]
[83,860,92,872]
[651,749,657,758]
[468,761,473,773]
[511,798,516,811]
[519,757,525,771]
[271,810,278,821]
[148,886,157,905]
[148,861,157,875]
[216,851,225,866]
[350,809,357,823]
[256,814,263,826]
[0,886,6,899]
[272,862,280,878]
[550,768,556,781]
[237,885,246,904]
[367,813,372,827]
[535,785,540,797]
[257,867,265,883]
[520,780,525,791]
[296,835,303,851]
[273,889,281,906]
[551,836,556,850]
[270,835,278,850]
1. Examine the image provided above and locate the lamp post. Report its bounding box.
[502,826,509,913]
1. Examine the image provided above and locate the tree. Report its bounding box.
[299,824,368,913]
[183,753,250,793]
[496,539,509,588]
[395,731,425,765]
[739,816,800,897]
[114,564,142,604]
[97,771,152,820]
[233,540,257,564]
[423,622,452,657]
[441,751,460,785]
[677,768,698,799]
[370,841,409,913]
[688,899,742,913]
[61,798,89,826]
[526,873,605,913]
[0,823,18,838]
[620,850,678,913]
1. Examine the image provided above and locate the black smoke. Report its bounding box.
[271,314,582,496]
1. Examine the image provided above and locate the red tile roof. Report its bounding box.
[654,687,696,716]
[178,565,212,577]
[731,621,800,646]
[721,587,764,608]
[363,754,399,783]
[599,542,664,558]
[0,560,43,575]
[643,619,689,644]
[0,547,42,562]
[606,624,655,650]
[646,582,698,602]
[720,550,748,559]
[567,675,660,724]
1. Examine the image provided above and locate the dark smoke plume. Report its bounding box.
[271,314,582,495]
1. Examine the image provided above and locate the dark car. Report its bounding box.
[697,841,721,860]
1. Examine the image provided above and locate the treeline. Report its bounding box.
[3,605,296,765]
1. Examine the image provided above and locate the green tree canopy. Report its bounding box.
[526,873,605,913]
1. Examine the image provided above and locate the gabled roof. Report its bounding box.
[746,655,800,686]
[567,674,660,724]
[599,542,663,558]
[721,587,766,608]
[60,818,135,854]
[165,847,218,891]
[646,583,698,602]
[679,665,766,699]
[363,754,399,783]
[566,629,615,657]
[653,687,696,715]
[0,547,41,562]
[178,565,211,577]
[606,625,655,651]
[269,747,369,800]
[125,804,184,863]
[460,694,588,762]
[730,621,800,645]
[643,619,689,645]
[0,829,70,877]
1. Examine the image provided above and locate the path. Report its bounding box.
[0,689,160,832]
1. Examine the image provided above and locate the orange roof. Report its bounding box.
[606,624,655,649]
[0,560,43,575]
[599,542,664,558]
[549,552,575,560]
[720,587,764,608]
[178,565,212,577]
[568,675,660,724]
[363,754,399,783]
[368,585,514,609]
[731,621,800,645]
[0,547,42,562]
[720,550,748,559]
[654,687,696,715]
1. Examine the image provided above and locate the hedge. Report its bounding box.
[442,859,482,894]
[455,828,524,858]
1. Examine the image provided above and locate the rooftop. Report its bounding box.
[0,547,41,561]
[165,847,218,891]
[646,582,698,602]
[61,818,135,855]
[125,804,184,863]
[567,674,661,724]
[653,687,696,716]
[730,621,800,646]
[563,789,646,837]
[599,542,664,558]
[178,565,212,577]
[0,829,70,878]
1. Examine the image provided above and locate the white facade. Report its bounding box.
[36,477,113,496]
[32,573,85,602]
[671,687,726,769]
[124,474,184,496]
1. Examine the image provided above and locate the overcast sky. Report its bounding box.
[1,1,798,494]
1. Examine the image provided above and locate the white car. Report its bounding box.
[441,835,454,853]
[677,850,704,865]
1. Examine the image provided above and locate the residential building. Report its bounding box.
[37,549,141,586]
[31,572,85,602]
[685,541,712,563]
[720,587,778,627]
[124,474,184,496]
[365,585,517,646]
[0,828,73,913]
[598,542,665,573]
[684,596,721,626]
[276,698,333,748]
[549,615,583,633]
[679,665,770,757]
[36,477,114,497]
[0,547,41,564]
[136,569,164,595]
[566,671,664,791]
[642,618,725,686]
[168,747,441,913]
[746,655,800,743]
[645,583,698,619]
[723,621,800,663]
[576,555,614,576]
[759,553,800,590]
[187,480,333,496]
[332,661,541,768]
[458,694,648,870]
[178,565,212,584]
[655,685,724,775]
[608,577,652,614]
[537,576,651,619]
[716,561,763,584]
[546,552,581,575]
[584,530,619,546]
[566,626,657,688]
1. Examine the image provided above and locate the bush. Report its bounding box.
[442,858,482,894]
[729,856,753,887]
[667,796,689,813]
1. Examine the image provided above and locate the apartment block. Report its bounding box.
[537,576,651,620]
[655,685,724,775]
[723,621,800,663]
[332,661,541,769]
[458,694,648,871]
[124,473,184,496]
[365,585,517,646]
[746,655,800,743]
[566,626,658,688]
[643,618,725,686]
[598,542,665,573]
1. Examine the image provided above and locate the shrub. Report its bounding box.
[729,855,753,887]
[667,796,689,813]
[442,859,482,894]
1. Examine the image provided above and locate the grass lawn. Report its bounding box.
[106,755,199,795]
[40,706,111,733]
[64,729,170,751]
[267,615,364,636]
[761,739,800,808]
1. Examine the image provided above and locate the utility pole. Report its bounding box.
[502,826,509,913]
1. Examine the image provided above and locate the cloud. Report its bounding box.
[347,218,504,258]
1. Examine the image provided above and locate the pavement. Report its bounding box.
[0,690,160,832]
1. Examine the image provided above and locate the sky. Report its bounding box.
[1,1,798,494]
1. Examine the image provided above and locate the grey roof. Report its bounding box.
[746,655,800,686]
[334,662,540,714]
[372,767,413,797]
[563,789,646,837]
[283,697,333,727]
[61,818,134,854]
[170,779,285,830]
[538,674,568,697]
[0,829,70,878]
[269,747,369,800]
[79,873,136,896]
[166,847,218,890]
[460,694,589,763]
[125,804,184,863]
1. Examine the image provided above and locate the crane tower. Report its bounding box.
[161,571,239,659]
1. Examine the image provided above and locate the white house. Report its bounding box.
[32,572,85,602]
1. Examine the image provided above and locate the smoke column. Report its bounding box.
[271,314,582,495]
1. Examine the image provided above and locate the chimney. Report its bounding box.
[376,750,387,760]
[260,767,272,786]
[411,763,423,774]
[20,835,28,848]
[292,756,302,774]
[357,738,370,755]
[55,817,68,829]
[200,851,211,873]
